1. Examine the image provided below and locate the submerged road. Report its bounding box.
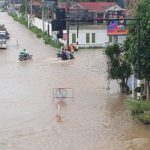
[0,12,150,150]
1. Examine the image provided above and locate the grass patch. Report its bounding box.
[9,13,28,27]
[137,112,150,124]
[125,99,150,124]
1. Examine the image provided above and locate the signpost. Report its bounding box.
[53,88,74,122]
[106,10,128,36]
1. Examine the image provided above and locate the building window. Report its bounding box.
[86,33,90,43]
[72,33,76,43]
[109,36,112,42]
[115,36,118,42]
[92,33,95,43]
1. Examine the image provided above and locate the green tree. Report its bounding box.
[20,0,27,15]
[124,0,150,99]
[105,44,131,93]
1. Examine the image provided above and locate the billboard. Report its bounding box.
[106,10,128,36]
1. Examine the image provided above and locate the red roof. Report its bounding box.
[79,2,115,13]
[32,1,41,6]
[58,2,116,13]
[58,3,67,9]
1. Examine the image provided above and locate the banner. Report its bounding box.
[106,10,128,36]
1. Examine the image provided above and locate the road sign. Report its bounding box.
[53,88,74,101]
[106,10,128,35]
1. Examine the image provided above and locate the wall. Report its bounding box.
[32,17,52,36]
[69,28,109,47]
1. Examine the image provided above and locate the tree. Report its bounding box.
[117,0,124,8]
[124,0,150,99]
[105,44,131,93]
[20,0,26,15]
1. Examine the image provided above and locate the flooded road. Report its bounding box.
[0,12,150,150]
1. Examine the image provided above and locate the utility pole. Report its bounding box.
[42,0,44,32]
[30,0,32,16]
[137,17,141,100]
[25,0,27,21]
[46,0,55,36]
[76,10,79,50]
[28,0,32,28]
[66,1,70,48]
[47,6,50,36]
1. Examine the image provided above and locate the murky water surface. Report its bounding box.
[0,12,150,150]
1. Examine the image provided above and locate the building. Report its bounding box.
[58,2,124,24]
[31,1,127,48]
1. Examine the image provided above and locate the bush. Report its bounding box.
[30,26,40,33]
[9,13,27,27]
[19,17,27,26]
[137,112,150,124]
[36,33,41,38]
[44,37,51,44]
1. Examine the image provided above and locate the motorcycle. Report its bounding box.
[19,54,32,61]
[61,52,74,60]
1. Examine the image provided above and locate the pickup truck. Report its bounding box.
[0,24,9,39]
[0,31,7,49]
[0,24,9,49]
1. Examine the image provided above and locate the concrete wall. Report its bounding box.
[32,17,52,36]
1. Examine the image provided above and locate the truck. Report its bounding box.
[0,24,9,49]
[0,31,7,49]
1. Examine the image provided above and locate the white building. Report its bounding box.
[61,24,126,48]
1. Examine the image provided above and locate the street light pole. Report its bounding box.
[137,17,141,100]
[76,11,79,51]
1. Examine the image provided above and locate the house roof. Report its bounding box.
[79,2,116,13]
[32,1,41,6]
[58,3,67,9]
[58,2,116,13]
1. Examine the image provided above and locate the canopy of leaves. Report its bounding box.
[124,0,150,80]
[105,44,131,81]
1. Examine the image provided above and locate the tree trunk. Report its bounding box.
[120,78,129,94]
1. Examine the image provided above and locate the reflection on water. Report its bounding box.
[0,12,150,150]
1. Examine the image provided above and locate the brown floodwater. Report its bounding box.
[0,12,150,150]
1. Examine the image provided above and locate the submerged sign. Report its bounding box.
[106,10,128,36]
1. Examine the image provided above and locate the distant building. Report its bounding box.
[31,1,127,47]
[58,2,124,24]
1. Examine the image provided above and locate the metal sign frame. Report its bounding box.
[53,88,74,101]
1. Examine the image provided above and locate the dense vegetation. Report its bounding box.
[105,44,131,93]
[105,0,150,124]
[126,0,150,124]
[105,0,150,100]
[124,0,150,100]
